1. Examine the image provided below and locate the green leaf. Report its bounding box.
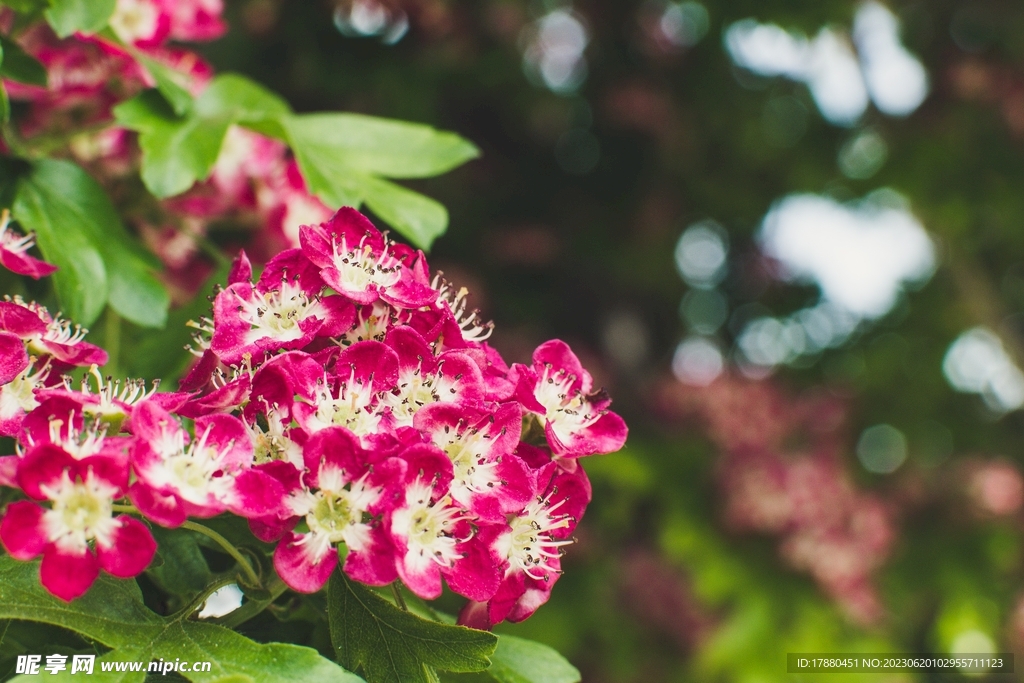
[114,90,232,199]
[327,572,497,683]
[137,56,193,116]
[281,113,476,249]
[146,527,213,598]
[14,159,169,327]
[0,556,365,683]
[360,177,449,251]
[0,35,47,86]
[44,0,116,37]
[13,164,109,325]
[196,73,291,124]
[282,113,479,179]
[0,555,162,647]
[486,636,580,683]
[115,74,291,198]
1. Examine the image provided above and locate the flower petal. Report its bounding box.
[96,516,156,578]
[0,501,47,560]
[273,531,337,593]
[41,544,100,602]
[0,331,28,384]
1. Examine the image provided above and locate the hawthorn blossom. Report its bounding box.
[0,298,107,368]
[513,340,627,458]
[0,203,622,624]
[271,427,403,593]
[300,207,435,309]
[413,401,532,520]
[0,445,155,601]
[387,444,502,602]
[211,249,353,364]
[459,463,590,628]
[379,326,485,428]
[129,402,283,527]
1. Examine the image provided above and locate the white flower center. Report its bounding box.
[240,281,323,343]
[147,424,235,505]
[289,470,381,562]
[533,365,600,445]
[338,302,394,346]
[307,370,382,437]
[0,219,36,256]
[392,483,464,573]
[250,407,302,468]
[497,494,573,580]
[0,363,46,420]
[40,471,120,554]
[39,417,108,460]
[330,235,403,293]
[380,362,463,428]
[431,427,501,501]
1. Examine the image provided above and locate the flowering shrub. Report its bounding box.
[0,2,624,682]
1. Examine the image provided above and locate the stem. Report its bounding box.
[170,575,238,622]
[110,505,261,589]
[390,582,408,611]
[104,308,121,378]
[181,520,261,587]
[212,573,289,630]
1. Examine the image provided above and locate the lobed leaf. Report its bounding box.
[328,572,497,683]
[0,556,364,683]
[359,176,449,251]
[138,56,194,116]
[13,165,109,326]
[115,73,291,199]
[113,90,232,199]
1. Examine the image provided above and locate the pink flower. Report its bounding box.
[459,462,590,628]
[379,325,485,428]
[283,342,398,442]
[513,340,627,457]
[387,444,501,602]
[259,161,333,250]
[108,0,170,47]
[160,0,226,42]
[210,249,354,365]
[0,360,53,437]
[271,427,403,593]
[0,298,107,368]
[0,445,155,601]
[20,396,131,467]
[299,208,436,309]
[0,211,58,280]
[413,401,532,521]
[128,401,283,526]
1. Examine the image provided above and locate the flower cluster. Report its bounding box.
[0,207,626,626]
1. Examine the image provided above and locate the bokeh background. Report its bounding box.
[201,1,1024,680]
